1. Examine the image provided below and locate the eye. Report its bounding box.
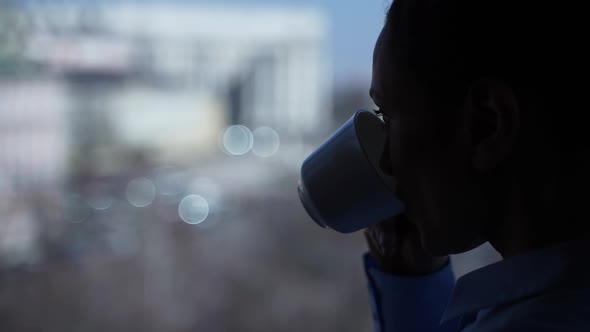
[373,109,391,126]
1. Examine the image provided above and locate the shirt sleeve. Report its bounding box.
[363,253,459,332]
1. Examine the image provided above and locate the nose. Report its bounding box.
[379,137,394,176]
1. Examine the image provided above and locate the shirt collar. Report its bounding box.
[441,236,590,324]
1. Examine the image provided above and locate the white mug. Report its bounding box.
[298,109,406,233]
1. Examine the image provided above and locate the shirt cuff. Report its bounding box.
[363,253,457,332]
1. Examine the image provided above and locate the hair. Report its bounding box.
[385,0,584,146]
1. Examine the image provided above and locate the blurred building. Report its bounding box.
[0,77,68,266]
[0,4,67,190]
[22,3,331,173]
[0,79,69,189]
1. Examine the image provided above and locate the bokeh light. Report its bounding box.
[252,126,281,157]
[126,178,156,207]
[178,195,209,225]
[221,125,253,155]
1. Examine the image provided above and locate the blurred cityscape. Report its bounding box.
[0,1,500,331]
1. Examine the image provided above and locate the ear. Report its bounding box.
[466,78,520,173]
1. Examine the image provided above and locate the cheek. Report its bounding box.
[386,118,434,223]
[405,128,488,251]
[387,116,436,187]
[386,117,406,176]
[387,117,469,225]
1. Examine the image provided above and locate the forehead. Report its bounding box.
[370,25,395,105]
[369,24,432,117]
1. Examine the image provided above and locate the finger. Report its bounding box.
[364,229,384,263]
[376,215,397,233]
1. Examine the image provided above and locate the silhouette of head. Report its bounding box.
[372,0,587,256]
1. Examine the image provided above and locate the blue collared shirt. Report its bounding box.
[364,237,590,331]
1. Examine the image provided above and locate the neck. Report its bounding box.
[488,181,532,258]
[488,179,588,258]
[488,180,554,258]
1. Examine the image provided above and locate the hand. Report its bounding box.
[364,214,449,276]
